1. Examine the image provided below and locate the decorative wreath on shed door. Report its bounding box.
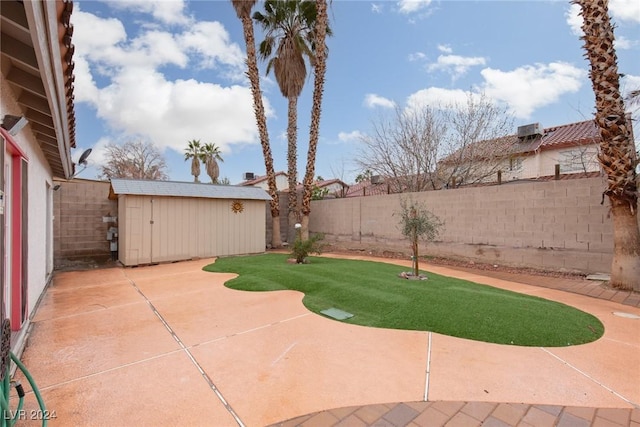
[231,200,244,214]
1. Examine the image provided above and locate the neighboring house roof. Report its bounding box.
[109,179,272,201]
[346,180,392,197]
[539,119,600,150]
[440,120,601,164]
[239,171,287,186]
[283,178,349,193]
[1,0,77,178]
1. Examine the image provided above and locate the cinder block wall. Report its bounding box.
[53,179,117,267]
[309,176,639,274]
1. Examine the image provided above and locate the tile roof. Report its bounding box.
[1,0,77,178]
[440,119,601,164]
[539,119,600,149]
[239,171,287,186]
[109,179,272,201]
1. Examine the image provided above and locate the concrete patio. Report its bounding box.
[10,254,640,426]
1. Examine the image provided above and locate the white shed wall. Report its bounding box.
[119,195,266,266]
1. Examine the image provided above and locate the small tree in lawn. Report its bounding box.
[396,198,443,278]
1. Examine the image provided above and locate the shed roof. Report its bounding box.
[109,179,272,201]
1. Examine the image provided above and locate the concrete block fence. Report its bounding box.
[307,176,639,274]
[53,179,117,267]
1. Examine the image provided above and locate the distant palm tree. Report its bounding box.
[184,139,203,183]
[574,0,640,290]
[202,142,224,184]
[231,0,282,248]
[254,0,318,243]
[301,0,330,240]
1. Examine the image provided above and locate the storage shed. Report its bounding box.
[109,179,272,266]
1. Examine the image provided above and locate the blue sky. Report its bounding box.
[70,0,640,184]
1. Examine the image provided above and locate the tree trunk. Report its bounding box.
[575,0,640,290]
[287,95,299,244]
[413,238,419,277]
[301,0,328,240]
[238,9,281,248]
[272,216,281,251]
[300,215,309,242]
[192,157,200,183]
[610,201,640,290]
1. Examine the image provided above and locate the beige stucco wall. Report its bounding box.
[2,73,56,322]
[119,195,266,266]
[309,176,639,274]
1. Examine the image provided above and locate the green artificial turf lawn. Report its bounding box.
[203,254,604,347]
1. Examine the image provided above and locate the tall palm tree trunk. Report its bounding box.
[287,95,299,243]
[575,0,640,290]
[206,157,219,183]
[301,0,328,240]
[233,0,281,248]
[192,157,201,183]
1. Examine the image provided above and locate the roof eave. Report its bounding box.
[23,0,74,179]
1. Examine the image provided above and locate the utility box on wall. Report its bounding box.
[109,179,271,266]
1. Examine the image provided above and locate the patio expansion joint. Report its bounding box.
[424,332,432,402]
[187,312,312,349]
[33,348,186,393]
[540,347,640,409]
[124,274,247,427]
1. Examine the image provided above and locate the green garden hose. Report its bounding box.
[1,353,48,427]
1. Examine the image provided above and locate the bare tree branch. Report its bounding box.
[99,140,169,180]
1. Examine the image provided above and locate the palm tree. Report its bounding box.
[300,0,329,240]
[231,0,282,248]
[184,139,203,183]
[254,0,318,243]
[202,142,224,184]
[575,0,640,291]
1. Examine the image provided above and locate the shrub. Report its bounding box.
[291,233,325,263]
[396,197,444,276]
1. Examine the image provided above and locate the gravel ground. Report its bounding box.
[322,245,588,280]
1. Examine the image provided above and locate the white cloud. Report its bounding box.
[105,0,190,25]
[397,0,432,14]
[405,61,585,119]
[428,54,487,80]
[338,131,365,143]
[72,7,272,157]
[405,87,477,114]
[566,4,583,36]
[408,52,426,62]
[371,4,382,14]
[437,44,452,54]
[73,55,100,104]
[480,62,585,119]
[610,0,640,23]
[129,30,189,68]
[615,36,637,49]
[178,21,245,70]
[364,94,396,109]
[567,0,640,37]
[72,10,127,66]
[623,74,640,96]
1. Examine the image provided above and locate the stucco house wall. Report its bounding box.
[1,0,77,356]
[2,73,55,339]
